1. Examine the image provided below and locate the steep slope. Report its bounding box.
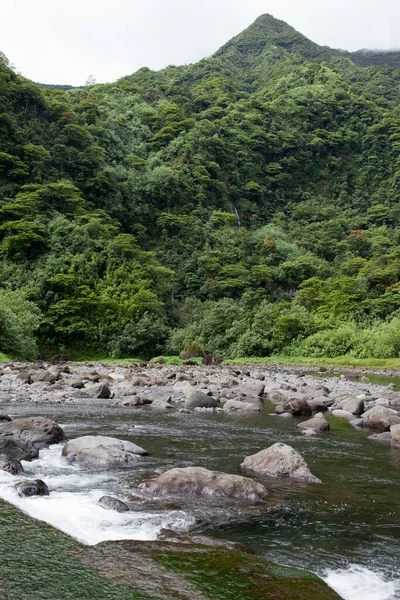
[1,15,400,360]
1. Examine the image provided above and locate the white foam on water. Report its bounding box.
[323,565,400,600]
[0,444,195,545]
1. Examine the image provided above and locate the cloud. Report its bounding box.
[1,0,400,85]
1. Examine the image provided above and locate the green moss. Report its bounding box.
[0,500,159,599]
[153,547,342,600]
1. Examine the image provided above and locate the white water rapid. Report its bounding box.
[0,444,194,545]
[323,565,400,600]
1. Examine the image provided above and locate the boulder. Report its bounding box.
[30,370,60,384]
[151,398,174,410]
[0,455,23,474]
[232,382,265,398]
[240,443,321,483]
[307,397,331,412]
[266,390,286,403]
[223,400,261,412]
[391,424,400,446]
[0,417,65,449]
[297,413,330,433]
[338,397,365,416]
[369,414,400,432]
[70,378,85,389]
[362,405,398,423]
[331,409,355,421]
[16,479,49,497]
[96,383,112,399]
[300,385,330,398]
[62,435,148,467]
[138,467,268,505]
[0,413,12,423]
[0,436,38,462]
[275,398,312,417]
[116,395,146,407]
[98,495,130,513]
[185,391,218,409]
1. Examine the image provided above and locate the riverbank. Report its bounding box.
[0,360,399,599]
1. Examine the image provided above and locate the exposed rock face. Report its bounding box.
[16,479,49,497]
[138,466,268,504]
[391,424,400,446]
[275,398,312,416]
[223,400,261,412]
[0,417,65,450]
[185,391,218,409]
[98,495,130,512]
[297,413,330,432]
[240,443,321,483]
[62,435,148,467]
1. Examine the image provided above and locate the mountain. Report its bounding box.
[1,15,400,361]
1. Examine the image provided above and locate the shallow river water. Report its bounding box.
[0,397,399,600]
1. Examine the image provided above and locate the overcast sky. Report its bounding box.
[2,0,400,86]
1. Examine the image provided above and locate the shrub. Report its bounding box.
[290,323,363,358]
[179,341,206,359]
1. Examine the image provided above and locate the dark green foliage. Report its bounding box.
[2,16,400,358]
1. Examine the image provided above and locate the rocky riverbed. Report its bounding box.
[0,359,399,599]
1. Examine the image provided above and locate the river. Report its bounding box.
[0,396,399,599]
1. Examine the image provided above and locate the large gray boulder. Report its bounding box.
[0,436,38,462]
[338,397,365,416]
[240,443,321,483]
[297,413,330,433]
[62,435,148,467]
[185,391,218,409]
[362,405,398,424]
[138,466,268,505]
[275,398,312,417]
[0,417,65,450]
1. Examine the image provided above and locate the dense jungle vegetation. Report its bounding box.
[2,14,400,360]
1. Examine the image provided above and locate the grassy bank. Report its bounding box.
[149,355,400,370]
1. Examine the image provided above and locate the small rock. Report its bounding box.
[223,400,260,412]
[297,413,330,433]
[16,479,49,497]
[98,495,130,512]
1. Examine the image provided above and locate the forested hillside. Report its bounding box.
[2,14,400,360]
